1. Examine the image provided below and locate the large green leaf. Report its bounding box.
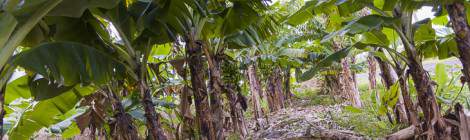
[13,42,127,86]
[336,0,370,17]
[48,0,120,17]
[0,12,17,47]
[222,2,260,35]
[382,0,398,11]
[5,76,31,105]
[285,0,370,26]
[435,63,448,89]
[0,0,63,71]
[438,38,459,59]
[8,86,94,140]
[379,81,399,115]
[298,46,352,82]
[322,15,395,43]
[414,20,435,45]
[30,78,75,100]
[285,0,319,26]
[359,29,390,46]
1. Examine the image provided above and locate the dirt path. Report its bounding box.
[247,100,363,139]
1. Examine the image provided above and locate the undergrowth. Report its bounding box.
[294,89,339,106]
[333,82,404,138]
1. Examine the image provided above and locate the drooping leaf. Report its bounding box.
[438,38,459,59]
[5,76,31,104]
[414,20,435,45]
[420,41,438,58]
[8,86,95,140]
[30,78,75,101]
[285,0,318,26]
[382,0,398,11]
[359,29,390,46]
[48,0,120,17]
[222,2,260,35]
[298,46,352,82]
[13,42,128,86]
[381,81,400,109]
[432,15,449,26]
[322,15,395,43]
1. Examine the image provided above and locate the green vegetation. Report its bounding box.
[1,0,470,139]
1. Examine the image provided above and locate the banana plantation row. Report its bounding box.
[0,0,470,139]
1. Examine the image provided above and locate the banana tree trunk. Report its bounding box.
[397,10,450,138]
[206,53,225,139]
[179,85,194,139]
[405,52,449,138]
[396,68,419,126]
[140,80,167,140]
[247,64,265,129]
[284,66,292,106]
[186,40,215,139]
[225,84,248,137]
[375,54,408,124]
[333,42,361,107]
[367,54,377,97]
[447,2,470,91]
[267,67,285,112]
[108,89,139,140]
[341,56,362,108]
[322,74,343,96]
[351,57,358,89]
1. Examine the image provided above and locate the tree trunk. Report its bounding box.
[403,61,448,139]
[398,11,450,138]
[341,54,362,108]
[374,54,408,124]
[225,84,248,137]
[350,56,359,89]
[108,89,139,140]
[333,42,361,107]
[247,64,265,129]
[179,85,194,139]
[367,54,377,98]
[395,63,419,126]
[447,2,470,92]
[322,74,343,96]
[140,81,167,140]
[266,67,285,112]
[186,40,215,139]
[284,66,292,106]
[205,52,225,140]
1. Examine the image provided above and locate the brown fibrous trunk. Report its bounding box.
[108,89,139,140]
[447,2,470,91]
[141,82,167,140]
[266,67,285,112]
[186,39,215,139]
[247,64,265,129]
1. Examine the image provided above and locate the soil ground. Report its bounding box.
[247,99,363,140]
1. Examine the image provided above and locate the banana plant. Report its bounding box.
[1,0,182,139]
[286,0,459,138]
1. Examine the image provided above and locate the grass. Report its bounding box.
[331,81,404,138]
[294,85,399,138]
[293,89,339,106]
[332,106,405,138]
